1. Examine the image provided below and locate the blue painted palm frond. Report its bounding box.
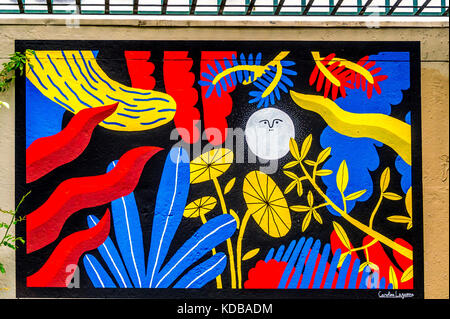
[249,61,297,108]
[83,147,236,289]
[198,52,297,108]
[155,214,236,288]
[173,253,227,289]
[265,237,393,289]
[83,254,116,288]
[146,146,191,288]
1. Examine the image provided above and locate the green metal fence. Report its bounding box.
[0,0,448,16]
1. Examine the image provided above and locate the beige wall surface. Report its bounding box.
[0,18,448,299]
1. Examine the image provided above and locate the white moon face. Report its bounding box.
[245,108,295,160]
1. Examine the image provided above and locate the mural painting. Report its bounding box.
[15,40,423,298]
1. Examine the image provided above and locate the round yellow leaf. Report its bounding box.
[190,148,234,184]
[183,196,217,218]
[243,171,291,238]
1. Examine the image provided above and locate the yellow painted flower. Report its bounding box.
[242,171,291,237]
[183,196,217,219]
[190,148,234,184]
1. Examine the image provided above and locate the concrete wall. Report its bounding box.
[0,16,448,299]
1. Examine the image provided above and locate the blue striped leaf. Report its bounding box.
[173,253,227,289]
[146,147,190,288]
[154,214,237,288]
[83,254,116,288]
[87,215,132,288]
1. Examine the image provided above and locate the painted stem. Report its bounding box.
[349,238,378,254]
[212,177,237,289]
[200,214,223,289]
[369,193,384,229]
[236,210,251,289]
[299,162,413,260]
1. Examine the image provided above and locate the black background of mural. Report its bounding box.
[15,40,423,298]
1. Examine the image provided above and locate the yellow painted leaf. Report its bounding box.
[289,138,300,161]
[383,192,402,201]
[300,134,312,160]
[307,191,314,206]
[296,179,304,197]
[183,196,217,218]
[302,211,312,232]
[316,147,331,164]
[387,215,411,224]
[190,148,234,184]
[283,161,298,169]
[336,160,349,193]
[401,265,413,283]
[315,169,333,176]
[304,160,316,166]
[389,266,398,289]
[312,209,323,224]
[229,209,240,229]
[345,189,367,201]
[332,221,352,250]
[359,261,369,272]
[243,171,291,238]
[380,167,390,193]
[388,216,412,230]
[290,205,310,212]
[242,248,260,261]
[224,177,236,195]
[284,180,297,194]
[405,187,412,218]
[337,251,350,268]
[283,170,299,180]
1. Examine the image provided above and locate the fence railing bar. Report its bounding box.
[190,0,197,14]
[246,0,256,15]
[387,0,402,15]
[17,0,24,13]
[358,0,373,15]
[218,0,226,15]
[302,0,315,15]
[46,0,52,13]
[330,0,344,15]
[274,0,285,15]
[415,0,431,15]
[162,0,168,14]
[105,0,110,14]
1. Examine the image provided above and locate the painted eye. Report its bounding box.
[274,120,280,125]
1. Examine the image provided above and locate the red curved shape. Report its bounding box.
[362,235,412,289]
[164,51,200,144]
[125,51,156,90]
[26,146,162,253]
[393,238,413,272]
[26,103,118,183]
[27,209,111,287]
[244,259,288,289]
[200,51,237,145]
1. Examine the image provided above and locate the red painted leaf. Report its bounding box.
[26,103,118,183]
[26,146,162,253]
[27,208,111,287]
[200,51,237,145]
[124,51,156,90]
[164,51,200,144]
